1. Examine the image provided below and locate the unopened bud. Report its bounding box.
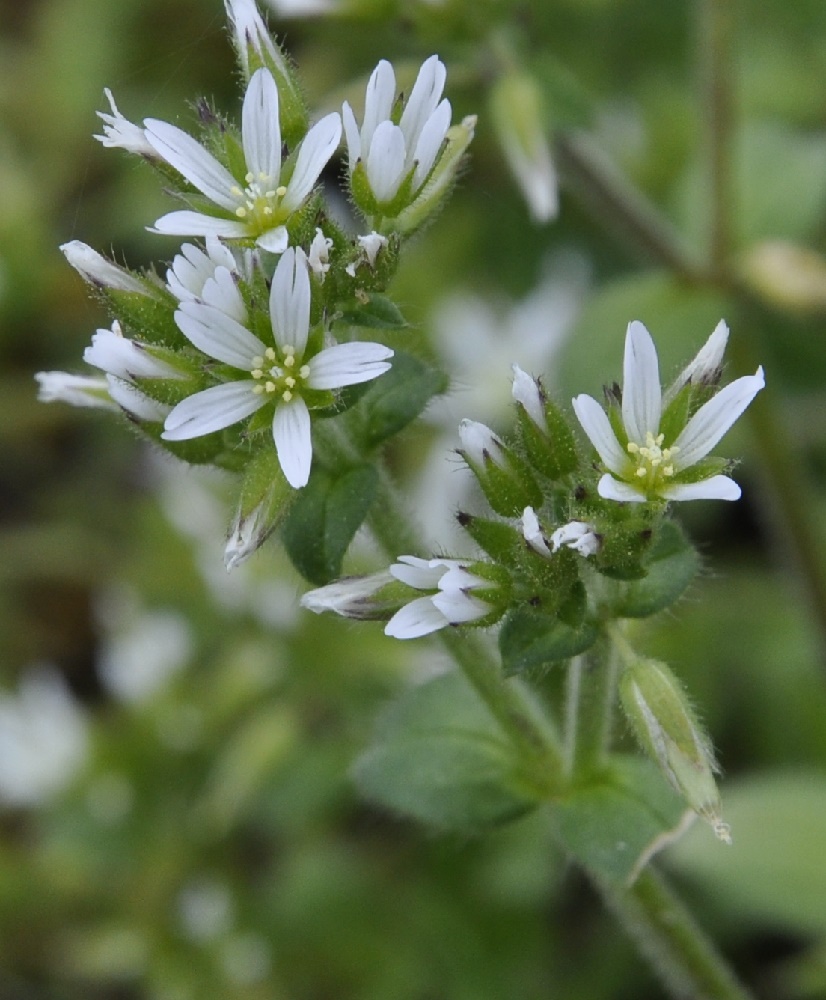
[490,72,558,223]
[619,658,731,843]
[512,365,578,479]
[458,419,541,517]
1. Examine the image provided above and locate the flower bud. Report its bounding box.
[458,419,541,518]
[225,447,295,569]
[489,72,558,223]
[224,0,308,143]
[300,572,402,620]
[61,241,151,294]
[619,657,731,843]
[512,365,578,480]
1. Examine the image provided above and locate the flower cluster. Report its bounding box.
[38,0,476,566]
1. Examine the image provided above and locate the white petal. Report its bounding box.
[400,55,446,151]
[175,302,265,368]
[571,394,628,475]
[256,226,289,254]
[281,112,342,211]
[270,248,311,356]
[597,474,647,503]
[162,381,264,439]
[437,565,487,593]
[385,597,448,639]
[35,371,116,410]
[664,319,730,404]
[431,590,490,624]
[362,60,396,151]
[272,396,312,488]
[201,266,247,324]
[143,120,237,210]
[341,102,361,171]
[522,506,553,557]
[512,365,547,431]
[306,342,393,389]
[390,555,445,590]
[458,418,507,469]
[672,367,765,470]
[151,211,250,240]
[622,320,662,443]
[84,328,180,380]
[107,376,171,421]
[300,572,395,615]
[661,475,742,502]
[365,121,407,203]
[242,69,282,183]
[61,241,147,293]
[411,98,451,188]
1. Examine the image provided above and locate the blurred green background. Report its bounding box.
[3,0,826,997]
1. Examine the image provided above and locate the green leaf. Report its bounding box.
[666,771,826,935]
[339,293,408,330]
[353,671,540,833]
[555,756,688,885]
[352,350,447,448]
[281,464,378,584]
[612,521,700,618]
[499,606,598,676]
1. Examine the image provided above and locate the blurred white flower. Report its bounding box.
[0,667,88,807]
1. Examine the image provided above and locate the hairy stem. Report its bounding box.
[367,463,565,792]
[595,865,756,1000]
[564,633,618,782]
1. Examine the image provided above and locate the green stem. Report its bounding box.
[564,633,618,782]
[367,462,565,792]
[595,865,756,1000]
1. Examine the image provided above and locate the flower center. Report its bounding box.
[627,431,680,492]
[250,346,311,403]
[230,173,289,232]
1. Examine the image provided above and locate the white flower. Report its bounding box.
[572,320,765,503]
[550,520,600,557]
[35,371,117,411]
[94,88,156,155]
[385,556,492,639]
[162,247,393,488]
[307,227,333,279]
[342,56,452,206]
[61,241,149,293]
[144,68,341,253]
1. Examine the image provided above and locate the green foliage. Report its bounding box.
[354,671,540,832]
[281,463,379,584]
[499,606,598,675]
[610,520,700,618]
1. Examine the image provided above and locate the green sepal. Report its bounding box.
[554,755,688,886]
[593,513,657,580]
[659,384,692,445]
[105,289,186,350]
[133,373,204,409]
[462,448,543,519]
[236,444,293,525]
[456,512,527,565]
[618,659,725,835]
[223,129,248,182]
[281,463,378,584]
[338,294,408,330]
[611,520,700,618]
[348,350,446,449]
[395,116,476,236]
[670,455,729,485]
[517,400,578,481]
[499,605,598,676]
[141,424,227,465]
[349,161,379,217]
[352,670,541,833]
